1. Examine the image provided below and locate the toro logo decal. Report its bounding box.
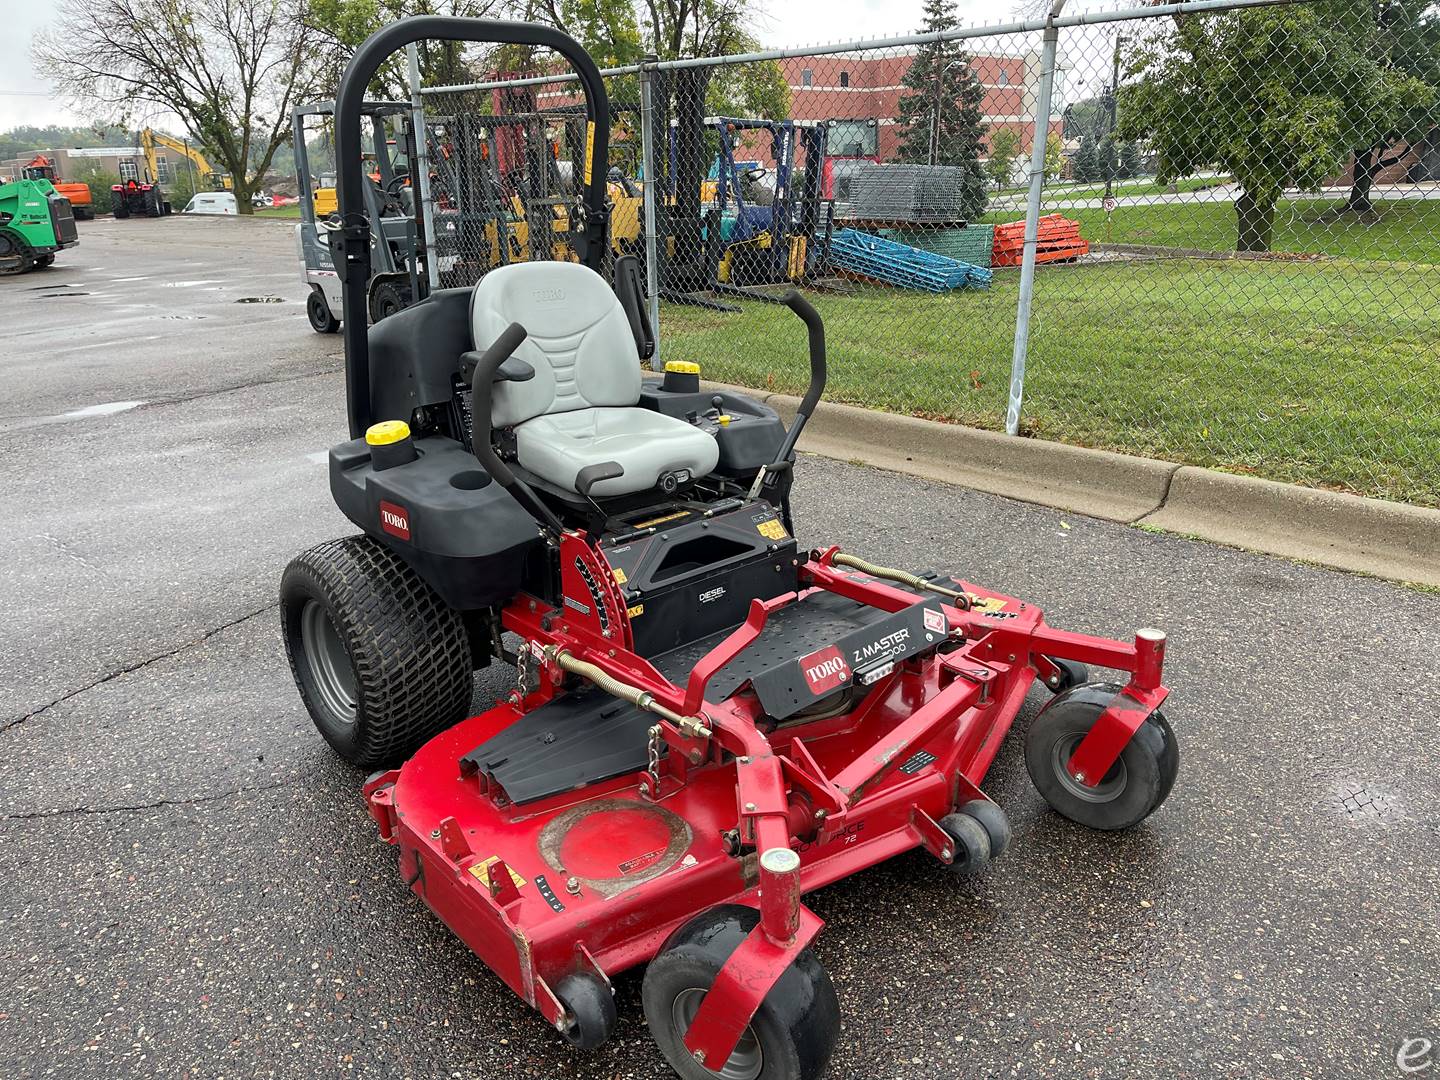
[799,645,851,696]
[379,500,411,541]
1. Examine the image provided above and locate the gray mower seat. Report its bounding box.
[471,262,719,498]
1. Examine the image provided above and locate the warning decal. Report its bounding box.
[469,856,527,890]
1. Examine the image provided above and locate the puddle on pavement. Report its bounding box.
[235,296,285,304]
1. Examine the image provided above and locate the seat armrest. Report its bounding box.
[460,349,535,383]
[576,460,626,497]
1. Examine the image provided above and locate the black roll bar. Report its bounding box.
[335,17,611,438]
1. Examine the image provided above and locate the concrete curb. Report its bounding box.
[707,383,1440,587]
[761,392,1176,524]
[1140,468,1440,587]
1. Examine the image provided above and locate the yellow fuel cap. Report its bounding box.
[664,360,701,375]
[366,420,411,446]
[717,414,732,426]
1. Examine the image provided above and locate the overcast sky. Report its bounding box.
[1,0,1050,131]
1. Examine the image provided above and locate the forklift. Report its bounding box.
[292,101,429,331]
[0,175,79,275]
[710,116,833,297]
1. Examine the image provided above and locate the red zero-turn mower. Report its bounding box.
[280,17,1180,1080]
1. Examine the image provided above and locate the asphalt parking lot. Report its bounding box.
[2,214,1437,1080]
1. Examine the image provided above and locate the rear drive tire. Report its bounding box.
[113,202,130,219]
[280,535,473,768]
[307,287,340,333]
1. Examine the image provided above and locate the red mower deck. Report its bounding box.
[362,547,1169,1069]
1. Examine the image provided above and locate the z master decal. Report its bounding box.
[852,627,911,666]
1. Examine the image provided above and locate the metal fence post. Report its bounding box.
[639,56,663,370]
[1005,6,1064,436]
[407,43,440,293]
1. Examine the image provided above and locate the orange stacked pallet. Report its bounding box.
[992,214,1090,267]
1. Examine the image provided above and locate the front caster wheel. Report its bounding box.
[554,972,616,1050]
[1025,682,1179,831]
[643,905,839,1080]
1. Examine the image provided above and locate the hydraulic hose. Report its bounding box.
[830,553,972,611]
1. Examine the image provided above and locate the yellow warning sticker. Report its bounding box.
[628,603,645,618]
[612,567,628,585]
[756,519,788,540]
[469,856,527,890]
[968,596,1008,615]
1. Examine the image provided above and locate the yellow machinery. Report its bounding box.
[139,129,217,190]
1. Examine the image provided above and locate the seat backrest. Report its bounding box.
[471,262,640,429]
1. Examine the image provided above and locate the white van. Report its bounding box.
[182,192,238,216]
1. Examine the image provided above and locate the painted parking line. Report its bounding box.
[60,400,148,419]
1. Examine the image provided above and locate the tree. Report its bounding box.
[1119,4,1434,251]
[306,0,515,96]
[1119,139,1144,180]
[894,0,988,219]
[1073,135,1100,182]
[35,0,328,215]
[1043,132,1065,183]
[985,128,1021,189]
[1340,0,1440,213]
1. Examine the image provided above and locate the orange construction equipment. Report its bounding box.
[19,156,95,220]
[992,214,1088,267]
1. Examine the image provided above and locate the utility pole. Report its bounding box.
[1104,32,1124,200]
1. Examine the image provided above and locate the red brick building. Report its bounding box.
[774,49,1061,167]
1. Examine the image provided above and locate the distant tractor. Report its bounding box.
[19,155,95,220]
[111,177,169,218]
[0,176,79,275]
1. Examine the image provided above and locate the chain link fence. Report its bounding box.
[415,0,1440,507]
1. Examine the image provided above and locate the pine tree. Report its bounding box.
[1119,140,1144,179]
[1074,136,1100,182]
[894,0,989,219]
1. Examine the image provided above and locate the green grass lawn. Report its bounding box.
[254,205,301,219]
[661,256,1440,506]
[985,198,1440,264]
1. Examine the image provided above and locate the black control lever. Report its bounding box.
[749,291,826,500]
[469,323,565,534]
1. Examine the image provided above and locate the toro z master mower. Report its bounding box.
[281,18,1180,1080]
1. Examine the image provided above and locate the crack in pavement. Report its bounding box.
[0,366,341,428]
[0,773,310,822]
[0,602,280,735]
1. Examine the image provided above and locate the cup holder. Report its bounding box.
[450,470,492,491]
